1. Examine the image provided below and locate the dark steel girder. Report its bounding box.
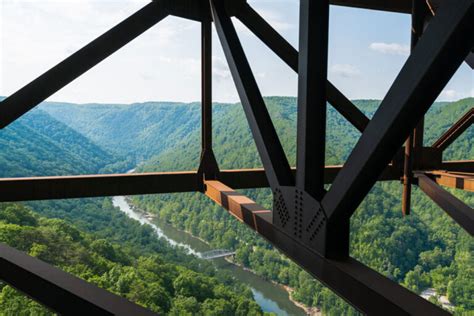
[0,1,169,129]
[416,173,474,236]
[0,243,157,316]
[296,0,329,200]
[197,16,220,182]
[236,4,370,133]
[322,0,474,223]
[204,180,449,315]
[211,0,294,189]
[0,172,199,202]
[0,166,400,202]
[432,108,473,152]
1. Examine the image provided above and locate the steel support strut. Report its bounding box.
[402,0,429,216]
[0,244,157,315]
[236,4,370,133]
[0,1,169,129]
[204,180,449,315]
[322,0,474,223]
[210,0,294,189]
[198,14,219,184]
[416,173,474,236]
[296,0,330,200]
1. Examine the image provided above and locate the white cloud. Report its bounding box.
[212,56,231,81]
[330,64,360,78]
[439,89,458,100]
[369,42,410,56]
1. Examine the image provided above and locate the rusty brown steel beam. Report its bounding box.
[416,173,473,236]
[330,0,412,13]
[204,180,448,315]
[0,172,200,202]
[219,165,400,189]
[0,166,401,202]
[423,170,474,192]
[432,108,474,152]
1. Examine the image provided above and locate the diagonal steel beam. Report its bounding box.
[296,0,330,199]
[204,180,449,315]
[432,107,473,152]
[416,173,474,236]
[210,0,294,189]
[0,243,157,315]
[0,2,169,129]
[236,4,370,133]
[322,0,474,221]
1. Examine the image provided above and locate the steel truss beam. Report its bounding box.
[0,166,400,202]
[0,1,169,129]
[416,174,474,236]
[204,180,448,315]
[322,0,474,224]
[211,0,294,189]
[0,243,157,316]
[236,4,370,133]
[296,0,329,200]
[0,0,472,314]
[432,108,474,152]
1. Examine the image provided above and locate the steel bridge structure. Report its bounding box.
[200,249,236,260]
[0,0,473,315]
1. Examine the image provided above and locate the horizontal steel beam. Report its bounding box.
[330,0,412,13]
[0,243,157,315]
[0,172,200,202]
[440,160,474,173]
[416,173,473,236]
[424,171,474,192]
[0,166,401,202]
[204,180,448,315]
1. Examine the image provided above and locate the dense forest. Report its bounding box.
[0,96,471,315]
[0,202,264,315]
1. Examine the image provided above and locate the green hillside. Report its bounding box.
[0,109,119,177]
[41,101,232,163]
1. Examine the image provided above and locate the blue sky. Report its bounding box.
[1,0,472,104]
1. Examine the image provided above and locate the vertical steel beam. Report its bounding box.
[323,0,474,223]
[198,15,219,182]
[296,0,330,200]
[210,0,294,189]
[402,0,429,216]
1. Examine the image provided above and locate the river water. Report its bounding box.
[112,196,306,316]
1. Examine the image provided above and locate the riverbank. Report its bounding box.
[126,197,318,315]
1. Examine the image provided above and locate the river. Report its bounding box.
[112,196,306,316]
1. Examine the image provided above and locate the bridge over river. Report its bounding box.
[200,249,236,260]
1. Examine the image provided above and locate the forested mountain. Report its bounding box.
[1,96,472,315]
[41,101,231,164]
[0,108,120,176]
